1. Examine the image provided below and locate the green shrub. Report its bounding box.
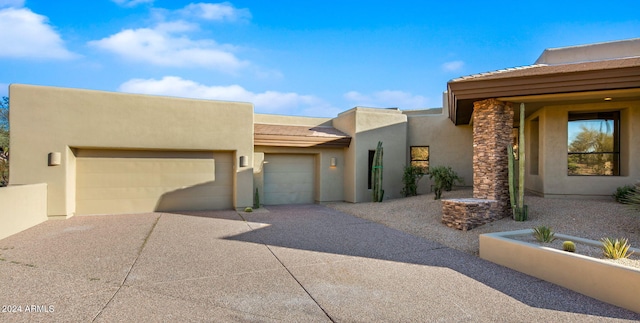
[562,241,576,252]
[532,226,556,243]
[244,207,253,213]
[400,165,425,197]
[613,185,635,203]
[428,166,463,200]
[601,237,634,259]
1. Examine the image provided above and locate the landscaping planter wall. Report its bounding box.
[0,183,48,240]
[480,229,640,313]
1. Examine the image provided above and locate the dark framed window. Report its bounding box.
[567,111,619,176]
[368,150,375,189]
[410,146,429,173]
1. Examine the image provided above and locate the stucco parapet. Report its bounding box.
[337,106,405,116]
[254,113,332,127]
[403,108,443,117]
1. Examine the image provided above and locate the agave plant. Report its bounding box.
[601,237,635,259]
[532,226,556,243]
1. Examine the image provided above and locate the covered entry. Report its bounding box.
[263,154,315,205]
[75,149,233,215]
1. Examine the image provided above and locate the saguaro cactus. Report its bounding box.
[253,188,260,209]
[508,103,528,221]
[371,141,384,202]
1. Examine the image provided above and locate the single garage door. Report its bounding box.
[76,149,233,215]
[264,154,315,205]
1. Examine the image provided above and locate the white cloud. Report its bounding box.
[111,0,153,7]
[179,2,251,22]
[442,60,464,72]
[0,8,77,59]
[118,76,337,116]
[0,0,24,8]
[90,2,253,72]
[344,90,429,109]
[89,26,247,72]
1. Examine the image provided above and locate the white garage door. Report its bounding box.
[76,150,233,215]
[264,154,315,205]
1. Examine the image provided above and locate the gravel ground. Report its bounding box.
[325,188,640,262]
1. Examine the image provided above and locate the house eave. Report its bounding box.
[447,64,640,125]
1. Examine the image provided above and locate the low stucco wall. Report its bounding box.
[0,183,48,240]
[480,230,640,313]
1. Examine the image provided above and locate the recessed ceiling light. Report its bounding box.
[604,97,613,101]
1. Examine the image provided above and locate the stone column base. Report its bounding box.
[441,198,499,231]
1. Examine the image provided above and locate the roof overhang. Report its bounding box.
[447,57,640,125]
[254,124,351,148]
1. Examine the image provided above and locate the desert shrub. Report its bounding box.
[532,226,556,243]
[601,237,634,259]
[428,166,463,200]
[620,183,640,214]
[244,207,253,213]
[401,165,425,197]
[613,185,635,203]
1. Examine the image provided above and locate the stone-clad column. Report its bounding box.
[472,99,513,218]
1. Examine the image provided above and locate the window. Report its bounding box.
[410,146,429,173]
[567,111,619,176]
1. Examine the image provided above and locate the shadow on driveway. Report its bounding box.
[206,204,640,320]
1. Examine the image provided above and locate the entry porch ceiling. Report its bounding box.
[254,123,351,148]
[447,56,640,125]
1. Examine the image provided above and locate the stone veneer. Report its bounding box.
[441,98,514,230]
[441,198,496,231]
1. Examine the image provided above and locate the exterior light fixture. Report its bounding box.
[604,97,613,101]
[239,156,248,167]
[48,152,61,166]
[330,157,337,167]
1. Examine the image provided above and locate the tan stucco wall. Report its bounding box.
[405,109,473,195]
[524,99,640,198]
[334,107,407,202]
[253,146,345,204]
[9,84,254,216]
[0,183,48,240]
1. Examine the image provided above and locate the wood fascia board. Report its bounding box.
[254,134,351,148]
[449,66,640,99]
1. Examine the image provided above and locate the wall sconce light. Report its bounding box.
[330,157,337,167]
[239,155,248,167]
[48,152,61,166]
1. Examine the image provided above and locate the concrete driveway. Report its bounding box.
[0,204,638,322]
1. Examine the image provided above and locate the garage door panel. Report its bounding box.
[264,192,314,205]
[264,183,314,193]
[76,150,233,215]
[156,195,232,212]
[264,173,313,185]
[264,154,315,205]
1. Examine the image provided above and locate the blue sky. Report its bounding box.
[1,0,639,117]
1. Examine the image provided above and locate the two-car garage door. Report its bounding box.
[75,149,233,215]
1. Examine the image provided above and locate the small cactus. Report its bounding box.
[562,241,576,252]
